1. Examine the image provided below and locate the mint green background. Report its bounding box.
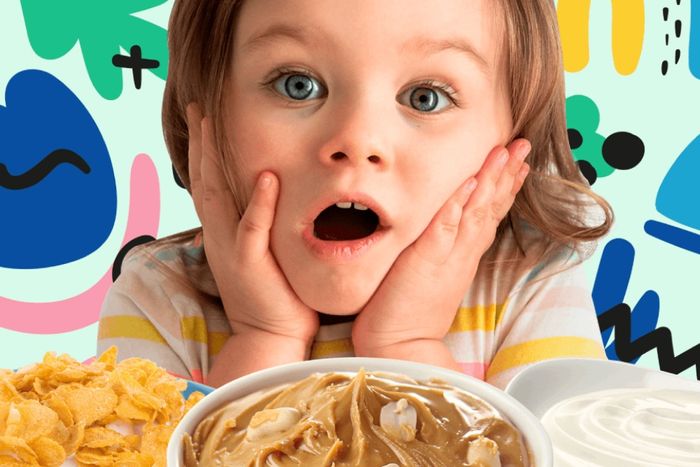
[0,1,698,380]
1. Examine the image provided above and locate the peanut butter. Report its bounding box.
[183,369,530,466]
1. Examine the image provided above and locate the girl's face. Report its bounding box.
[226,0,513,314]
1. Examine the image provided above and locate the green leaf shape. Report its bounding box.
[20,0,169,100]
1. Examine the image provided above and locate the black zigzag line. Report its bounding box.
[597,303,700,380]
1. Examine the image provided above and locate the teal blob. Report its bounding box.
[566,95,600,133]
[656,134,700,230]
[572,132,615,178]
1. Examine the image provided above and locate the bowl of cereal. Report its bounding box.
[0,347,209,466]
[505,358,700,466]
[167,357,552,466]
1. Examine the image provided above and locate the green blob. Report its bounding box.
[20,0,169,100]
[572,132,615,178]
[566,94,600,133]
[566,94,615,179]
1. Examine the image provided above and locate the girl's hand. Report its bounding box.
[351,139,532,354]
[186,104,319,346]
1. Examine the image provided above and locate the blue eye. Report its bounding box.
[271,72,325,101]
[264,68,460,113]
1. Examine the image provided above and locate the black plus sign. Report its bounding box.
[112,45,160,89]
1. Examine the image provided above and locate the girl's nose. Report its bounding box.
[316,90,394,170]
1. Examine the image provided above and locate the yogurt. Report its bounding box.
[541,388,700,466]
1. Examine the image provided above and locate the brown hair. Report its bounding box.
[162,0,614,275]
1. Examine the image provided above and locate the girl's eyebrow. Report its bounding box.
[242,22,490,77]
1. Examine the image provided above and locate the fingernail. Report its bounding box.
[458,178,478,204]
[259,173,272,189]
[496,150,509,167]
[518,141,531,161]
[518,163,530,181]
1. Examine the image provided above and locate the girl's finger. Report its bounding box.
[466,146,508,225]
[200,117,241,253]
[186,103,205,224]
[450,143,522,263]
[512,162,530,197]
[408,177,478,267]
[236,171,279,265]
[493,139,530,218]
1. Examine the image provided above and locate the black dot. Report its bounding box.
[567,128,583,149]
[602,132,645,170]
[577,160,597,186]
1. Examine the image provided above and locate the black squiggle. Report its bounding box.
[112,235,156,282]
[598,303,700,379]
[0,149,90,190]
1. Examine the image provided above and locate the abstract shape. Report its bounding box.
[576,160,597,186]
[172,163,186,189]
[0,149,90,190]
[566,95,645,184]
[19,0,169,100]
[602,132,645,171]
[112,45,160,90]
[558,0,645,75]
[592,238,660,364]
[645,133,700,255]
[598,303,700,380]
[566,95,609,176]
[0,154,160,334]
[645,221,700,255]
[0,70,116,268]
[112,234,155,281]
[654,133,700,231]
[691,0,700,78]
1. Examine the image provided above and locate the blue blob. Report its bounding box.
[593,239,635,346]
[690,0,699,79]
[656,134,700,231]
[592,238,661,362]
[644,220,700,255]
[0,70,117,268]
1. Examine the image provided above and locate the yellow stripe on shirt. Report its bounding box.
[100,315,229,356]
[98,315,166,344]
[207,331,229,357]
[311,338,354,358]
[180,316,208,342]
[449,300,508,333]
[486,336,606,379]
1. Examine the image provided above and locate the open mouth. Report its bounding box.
[313,202,380,241]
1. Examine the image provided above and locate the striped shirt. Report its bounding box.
[97,225,606,390]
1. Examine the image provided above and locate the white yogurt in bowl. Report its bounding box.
[541,387,700,466]
[506,358,700,467]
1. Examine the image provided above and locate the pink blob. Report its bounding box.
[0,154,160,333]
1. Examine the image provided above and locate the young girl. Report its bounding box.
[98,0,613,390]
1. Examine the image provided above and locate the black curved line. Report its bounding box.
[0,149,90,190]
[598,303,700,379]
[112,235,156,282]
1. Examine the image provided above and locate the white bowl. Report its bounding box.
[505,357,700,419]
[167,357,553,466]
